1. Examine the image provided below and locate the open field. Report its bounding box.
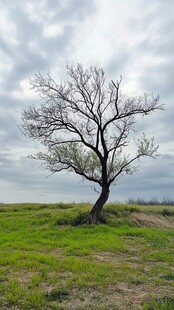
[0,202,174,309]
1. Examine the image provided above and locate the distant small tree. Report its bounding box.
[21,64,163,224]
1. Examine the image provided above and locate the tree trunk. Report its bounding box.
[89,185,110,224]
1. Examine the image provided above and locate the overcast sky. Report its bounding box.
[0,0,173,204]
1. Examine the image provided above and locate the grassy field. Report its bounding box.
[0,202,174,309]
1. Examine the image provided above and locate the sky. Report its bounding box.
[0,0,173,204]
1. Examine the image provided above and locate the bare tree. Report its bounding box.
[21,64,163,224]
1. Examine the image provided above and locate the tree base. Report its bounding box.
[89,185,110,224]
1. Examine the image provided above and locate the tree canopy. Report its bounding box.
[21,64,163,223]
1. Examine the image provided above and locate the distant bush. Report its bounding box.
[128,197,174,206]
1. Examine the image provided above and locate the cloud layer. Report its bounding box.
[0,0,173,203]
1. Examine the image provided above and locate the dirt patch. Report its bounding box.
[56,282,174,310]
[94,251,121,264]
[50,248,63,258]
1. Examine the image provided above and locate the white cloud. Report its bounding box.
[0,6,17,43]
[11,79,38,100]
[43,24,64,38]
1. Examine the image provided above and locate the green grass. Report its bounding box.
[142,296,174,309]
[0,202,174,309]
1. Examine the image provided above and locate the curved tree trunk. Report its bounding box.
[89,185,110,224]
